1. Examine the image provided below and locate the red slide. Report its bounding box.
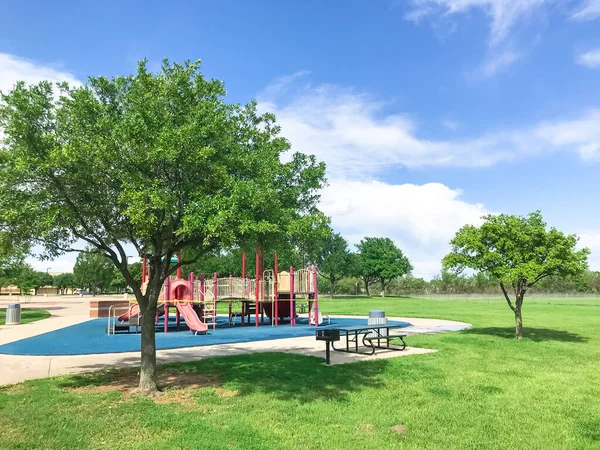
[118,303,165,322]
[118,303,140,322]
[175,302,208,334]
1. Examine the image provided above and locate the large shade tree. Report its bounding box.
[443,212,589,339]
[0,59,326,393]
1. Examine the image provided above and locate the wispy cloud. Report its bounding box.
[405,0,549,47]
[571,0,600,20]
[259,78,600,178]
[576,48,600,69]
[473,50,522,78]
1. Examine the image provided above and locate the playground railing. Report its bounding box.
[107,305,116,336]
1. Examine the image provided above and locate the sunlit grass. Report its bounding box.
[0,308,50,325]
[1,297,599,449]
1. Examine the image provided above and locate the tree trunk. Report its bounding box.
[364,279,370,296]
[381,279,385,297]
[514,307,523,339]
[139,302,159,393]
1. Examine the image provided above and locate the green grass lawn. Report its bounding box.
[0,308,50,325]
[1,297,600,449]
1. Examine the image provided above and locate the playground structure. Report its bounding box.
[117,249,320,334]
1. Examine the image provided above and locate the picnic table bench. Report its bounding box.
[316,324,408,364]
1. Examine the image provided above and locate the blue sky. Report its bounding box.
[2,0,600,277]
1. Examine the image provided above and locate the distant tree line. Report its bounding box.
[318,270,600,296]
[0,253,143,296]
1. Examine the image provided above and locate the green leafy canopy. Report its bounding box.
[443,211,589,286]
[0,59,328,298]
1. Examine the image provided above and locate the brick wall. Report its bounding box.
[89,300,131,318]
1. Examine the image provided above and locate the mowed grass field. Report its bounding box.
[1,297,599,449]
[0,308,50,325]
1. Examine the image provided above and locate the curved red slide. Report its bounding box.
[118,303,139,322]
[118,303,166,322]
[175,302,208,334]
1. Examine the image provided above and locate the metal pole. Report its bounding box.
[213,272,217,330]
[290,266,295,326]
[255,247,259,327]
[274,252,279,326]
[164,277,170,333]
[242,251,246,279]
[313,265,319,327]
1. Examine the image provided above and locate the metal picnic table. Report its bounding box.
[316,323,408,364]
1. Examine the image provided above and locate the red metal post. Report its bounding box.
[242,251,246,279]
[164,277,170,333]
[313,265,319,327]
[177,251,182,279]
[213,272,218,330]
[255,247,259,327]
[142,258,147,284]
[290,266,295,326]
[200,274,205,300]
[274,253,279,326]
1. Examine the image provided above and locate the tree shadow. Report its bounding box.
[56,352,395,403]
[464,327,588,343]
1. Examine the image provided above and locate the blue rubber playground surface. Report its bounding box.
[0,316,411,356]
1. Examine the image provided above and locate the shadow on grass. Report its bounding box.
[57,352,395,403]
[465,327,588,343]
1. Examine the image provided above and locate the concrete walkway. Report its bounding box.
[0,297,471,386]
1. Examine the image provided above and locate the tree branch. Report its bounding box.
[500,282,516,312]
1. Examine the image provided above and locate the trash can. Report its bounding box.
[368,309,387,337]
[5,304,21,325]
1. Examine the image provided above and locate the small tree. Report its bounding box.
[443,211,589,339]
[0,59,326,393]
[74,252,116,295]
[355,237,413,296]
[53,273,76,294]
[14,264,39,295]
[316,233,352,296]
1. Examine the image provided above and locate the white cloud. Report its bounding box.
[406,0,548,47]
[259,81,600,177]
[259,75,600,277]
[321,179,489,278]
[575,232,600,271]
[0,53,80,94]
[576,48,600,69]
[571,0,600,20]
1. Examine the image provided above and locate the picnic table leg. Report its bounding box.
[346,331,349,351]
[355,331,359,352]
[326,341,331,364]
[361,331,376,355]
